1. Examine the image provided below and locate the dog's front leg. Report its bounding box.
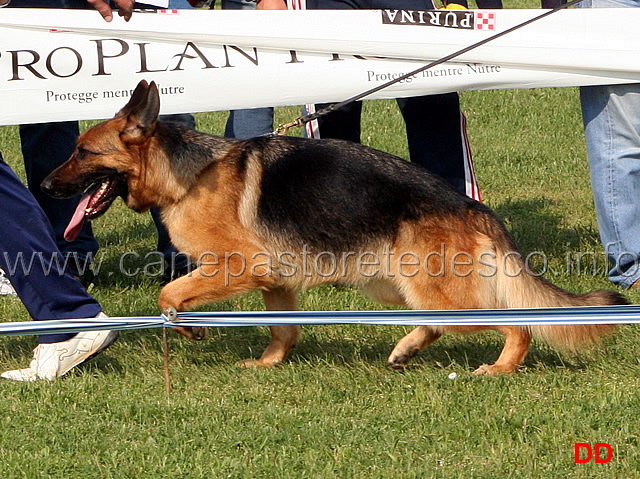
[158,256,274,340]
[236,287,299,369]
[158,272,208,341]
[159,250,273,304]
[158,269,214,341]
[157,256,289,365]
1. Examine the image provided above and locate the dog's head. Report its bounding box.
[42,80,161,241]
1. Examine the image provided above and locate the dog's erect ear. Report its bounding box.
[118,80,150,117]
[119,80,160,144]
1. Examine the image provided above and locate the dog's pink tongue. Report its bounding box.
[64,193,91,242]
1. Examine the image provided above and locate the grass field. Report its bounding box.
[2,23,640,479]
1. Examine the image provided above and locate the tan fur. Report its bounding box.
[44,80,626,375]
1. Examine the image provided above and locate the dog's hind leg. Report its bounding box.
[384,271,472,370]
[471,326,531,376]
[237,287,299,368]
[387,326,443,370]
[360,279,443,370]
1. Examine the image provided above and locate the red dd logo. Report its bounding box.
[574,443,613,464]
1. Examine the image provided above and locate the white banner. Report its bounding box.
[0,8,639,125]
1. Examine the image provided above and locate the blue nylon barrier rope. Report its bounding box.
[167,306,640,327]
[1,305,640,337]
[0,316,163,337]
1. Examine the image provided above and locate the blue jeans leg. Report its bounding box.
[221,0,260,8]
[169,0,194,7]
[225,108,275,139]
[221,0,275,139]
[0,155,102,343]
[581,83,640,288]
[577,0,640,8]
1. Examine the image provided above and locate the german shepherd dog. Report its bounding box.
[43,80,627,375]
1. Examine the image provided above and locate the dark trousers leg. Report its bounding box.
[314,102,363,143]
[11,1,97,272]
[14,0,188,274]
[397,93,468,195]
[0,156,101,343]
[20,122,99,261]
[475,0,503,8]
[541,0,564,7]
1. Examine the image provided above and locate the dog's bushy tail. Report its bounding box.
[473,208,628,351]
[497,264,626,351]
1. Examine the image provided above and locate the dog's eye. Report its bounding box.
[76,147,98,160]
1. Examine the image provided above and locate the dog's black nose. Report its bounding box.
[40,176,55,195]
[40,174,70,199]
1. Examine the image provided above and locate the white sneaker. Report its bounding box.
[0,268,16,297]
[1,312,118,382]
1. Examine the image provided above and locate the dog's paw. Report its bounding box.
[473,364,516,376]
[472,364,494,376]
[235,358,279,369]
[190,326,207,340]
[171,325,207,341]
[386,348,419,371]
[236,359,260,369]
[386,357,409,371]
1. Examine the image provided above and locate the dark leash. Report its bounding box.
[272,0,584,136]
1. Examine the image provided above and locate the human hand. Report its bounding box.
[257,0,288,10]
[86,0,135,22]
